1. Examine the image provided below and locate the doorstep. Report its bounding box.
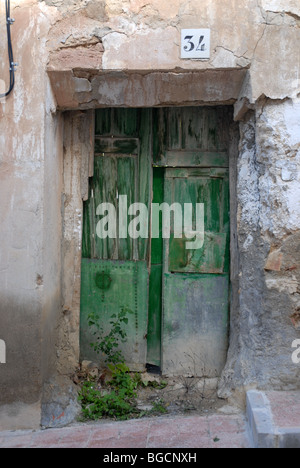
[247,390,300,448]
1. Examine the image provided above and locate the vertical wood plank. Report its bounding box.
[117,157,136,260]
[138,108,152,261]
[95,108,112,135]
[93,156,118,260]
[113,108,140,136]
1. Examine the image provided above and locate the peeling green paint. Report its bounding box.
[81,107,231,375]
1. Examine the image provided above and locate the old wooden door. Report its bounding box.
[80,109,152,370]
[162,167,230,376]
[150,108,231,376]
[80,107,231,376]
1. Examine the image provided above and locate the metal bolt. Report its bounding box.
[10,62,19,71]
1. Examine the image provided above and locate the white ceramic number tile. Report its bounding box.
[181,29,211,59]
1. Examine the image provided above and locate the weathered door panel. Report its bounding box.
[160,151,229,168]
[82,142,138,261]
[166,169,230,275]
[152,108,231,374]
[169,232,227,274]
[153,107,232,166]
[162,154,230,376]
[80,109,152,369]
[80,259,148,371]
[162,273,229,377]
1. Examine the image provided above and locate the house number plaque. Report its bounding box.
[181,29,211,59]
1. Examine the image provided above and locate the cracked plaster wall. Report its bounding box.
[42,0,300,106]
[0,1,64,429]
[219,100,300,403]
[0,0,299,428]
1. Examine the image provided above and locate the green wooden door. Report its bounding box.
[80,109,152,371]
[151,107,231,376]
[162,168,230,377]
[80,107,231,375]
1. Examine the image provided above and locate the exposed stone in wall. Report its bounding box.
[259,98,300,338]
[256,99,300,237]
[219,100,300,401]
[49,43,104,71]
[41,376,81,428]
[85,0,108,21]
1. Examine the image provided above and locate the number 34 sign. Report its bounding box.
[181,29,211,59]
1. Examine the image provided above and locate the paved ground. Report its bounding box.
[2,391,300,448]
[0,414,251,448]
[267,391,300,430]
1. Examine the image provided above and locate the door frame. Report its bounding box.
[61,107,240,378]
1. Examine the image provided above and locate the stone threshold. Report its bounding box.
[247,390,300,448]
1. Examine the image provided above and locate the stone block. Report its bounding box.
[246,390,276,448]
[265,249,283,272]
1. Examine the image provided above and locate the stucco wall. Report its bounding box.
[0,0,299,428]
[44,0,299,106]
[0,1,63,429]
[219,101,300,404]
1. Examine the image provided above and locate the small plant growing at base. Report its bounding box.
[88,307,132,365]
[78,306,169,421]
[78,364,140,421]
[150,399,168,415]
[79,307,141,421]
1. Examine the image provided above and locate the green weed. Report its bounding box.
[78,307,168,421]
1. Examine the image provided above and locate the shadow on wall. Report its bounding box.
[0,294,43,405]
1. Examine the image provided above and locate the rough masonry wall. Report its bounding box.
[0,0,299,428]
[219,99,300,402]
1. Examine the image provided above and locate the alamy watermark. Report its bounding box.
[95,195,205,250]
[292,339,300,364]
[0,339,6,364]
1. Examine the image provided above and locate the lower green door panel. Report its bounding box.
[80,259,148,371]
[162,273,229,377]
[162,166,230,377]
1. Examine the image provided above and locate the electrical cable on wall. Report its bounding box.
[0,0,17,99]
